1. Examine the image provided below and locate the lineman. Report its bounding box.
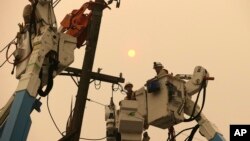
[124,82,136,100]
[153,62,176,141]
[153,62,169,76]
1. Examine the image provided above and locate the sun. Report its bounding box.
[128,49,136,58]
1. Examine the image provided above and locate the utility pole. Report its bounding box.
[59,0,123,140]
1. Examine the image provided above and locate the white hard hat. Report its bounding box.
[153,62,163,68]
[124,82,133,88]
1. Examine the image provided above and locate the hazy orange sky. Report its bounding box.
[1,0,250,141]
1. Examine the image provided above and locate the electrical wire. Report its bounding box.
[184,136,190,141]
[0,50,14,68]
[1,0,39,69]
[187,124,200,141]
[171,127,194,140]
[45,79,206,141]
[178,131,204,141]
[10,41,32,67]
[1,0,61,68]
[7,0,39,72]
[0,37,16,53]
[53,0,62,8]
[86,98,106,107]
[184,79,207,122]
[80,136,106,140]
[65,97,74,136]
[5,42,16,64]
[171,126,204,141]
[47,95,107,141]
[45,81,205,141]
[46,95,64,136]
[0,38,16,68]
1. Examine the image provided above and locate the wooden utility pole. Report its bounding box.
[59,0,123,140]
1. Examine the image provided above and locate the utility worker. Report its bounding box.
[21,0,38,35]
[23,4,32,25]
[153,62,169,76]
[153,62,176,141]
[124,82,136,100]
[23,0,37,26]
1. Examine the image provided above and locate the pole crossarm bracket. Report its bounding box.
[60,67,125,84]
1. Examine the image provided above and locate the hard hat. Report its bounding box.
[124,82,133,89]
[153,62,163,68]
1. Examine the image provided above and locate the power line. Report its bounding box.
[53,0,62,8]
[47,94,205,141]
[174,129,204,141]
[86,98,106,107]
[80,137,106,140]
[47,95,107,140]
[46,95,64,136]
[46,81,204,141]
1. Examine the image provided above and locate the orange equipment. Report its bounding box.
[60,1,110,48]
[60,2,92,48]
